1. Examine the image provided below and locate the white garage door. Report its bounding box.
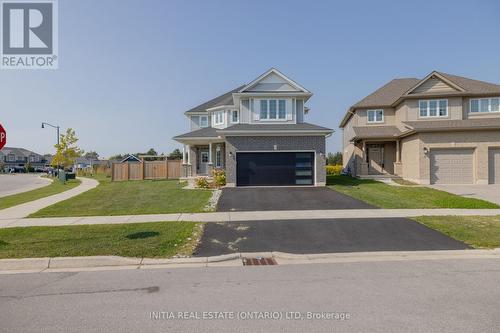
[430,149,474,185]
[489,148,500,184]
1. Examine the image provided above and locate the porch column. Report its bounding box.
[208,142,213,165]
[186,145,191,165]
[396,140,401,162]
[359,141,369,175]
[182,145,187,164]
[362,141,367,162]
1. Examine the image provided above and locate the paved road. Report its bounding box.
[217,187,374,211]
[0,174,51,198]
[430,184,500,205]
[0,259,499,332]
[195,218,469,256]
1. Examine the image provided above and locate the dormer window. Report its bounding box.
[367,109,384,123]
[200,116,208,128]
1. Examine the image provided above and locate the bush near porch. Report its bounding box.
[327,175,499,209]
[325,165,343,175]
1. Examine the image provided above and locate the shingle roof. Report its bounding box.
[218,122,333,133]
[185,85,245,114]
[0,147,42,158]
[352,79,420,108]
[403,118,500,131]
[351,126,403,140]
[173,127,220,139]
[435,72,500,95]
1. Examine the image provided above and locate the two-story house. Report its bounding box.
[0,147,47,171]
[340,71,500,185]
[173,68,333,186]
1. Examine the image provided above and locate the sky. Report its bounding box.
[1,0,500,158]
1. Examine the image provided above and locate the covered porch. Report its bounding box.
[179,141,226,178]
[356,140,402,177]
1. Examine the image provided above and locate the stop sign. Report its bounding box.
[0,124,6,150]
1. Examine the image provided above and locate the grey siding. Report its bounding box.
[296,99,304,123]
[225,136,326,186]
[190,116,200,131]
[240,99,250,123]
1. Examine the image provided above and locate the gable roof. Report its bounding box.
[339,71,500,128]
[0,147,43,158]
[239,68,310,93]
[120,155,142,163]
[185,85,245,114]
[351,126,403,140]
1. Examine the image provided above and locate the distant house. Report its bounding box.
[120,155,142,163]
[0,147,48,171]
[74,157,111,171]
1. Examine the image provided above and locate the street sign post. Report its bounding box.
[0,124,6,150]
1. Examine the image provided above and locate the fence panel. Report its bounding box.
[112,160,181,181]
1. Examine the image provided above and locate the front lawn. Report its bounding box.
[30,178,212,217]
[414,215,500,249]
[327,175,498,209]
[0,221,201,258]
[0,178,81,211]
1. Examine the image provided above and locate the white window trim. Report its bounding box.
[418,99,448,118]
[199,115,208,128]
[213,111,225,125]
[367,109,384,123]
[469,97,500,113]
[230,110,239,123]
[215,145,222,167]
[258,99,288,121]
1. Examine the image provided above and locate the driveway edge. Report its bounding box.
[0,249,499,274]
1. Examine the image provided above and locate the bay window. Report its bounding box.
[231,110,239,123]
[214,111,224,125]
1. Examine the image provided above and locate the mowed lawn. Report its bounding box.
[30,178,212,217]
[0,178,81,211]
[0,222,200,258]
[328,175,498,209]
[414,215,500,249]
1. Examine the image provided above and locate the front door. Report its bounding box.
[368,145,385,174]
[199,151,209,175]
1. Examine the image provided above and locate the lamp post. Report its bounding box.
[42,122,61,171]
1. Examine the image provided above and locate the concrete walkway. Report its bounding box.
[429,184,500,205]
[1,208,500,228]
[0,177,99,220]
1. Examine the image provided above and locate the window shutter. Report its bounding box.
[252,99,259,120]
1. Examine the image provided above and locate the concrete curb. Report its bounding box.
[0,248,499,274]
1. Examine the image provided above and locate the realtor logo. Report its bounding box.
[1,0,58,69]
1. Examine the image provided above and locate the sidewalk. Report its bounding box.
[1,248,499,274]
[0,177,99,220]
[1,208,500,228]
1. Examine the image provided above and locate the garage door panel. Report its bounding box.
[430,149,473,185]
[237,152,314,186]
[489,148,500,184]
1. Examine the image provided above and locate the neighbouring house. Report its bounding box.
[340,71,500,185]
[173,68,333,186]
[0,147,48,171]
[74,157,110,171]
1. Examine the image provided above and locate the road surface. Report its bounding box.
[1,258,499,332]
[0,174,50,198]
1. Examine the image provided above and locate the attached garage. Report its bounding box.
[236,152,314,186]
[489,148,500,184]
[430,149,474,184]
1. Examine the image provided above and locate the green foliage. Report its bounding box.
[51,128,83,169]
[327,152,342,165]
[325,164,342,175]
[212,168,226,187]
[169,148,183,160]
[84,151,99,159]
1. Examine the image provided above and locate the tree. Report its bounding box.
[144,148,157,156]
[84,151,99,160]
[168,148,183,160]
[109,154,124,161]
[51,128,83,169]
[327,152,343,166]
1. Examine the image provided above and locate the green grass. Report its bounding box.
[0,221,200,258]
[30,178,212,217]
[327,175,498,209]
[0,178,81,210]
[414,215,500,249]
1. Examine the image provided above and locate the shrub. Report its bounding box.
[325,164,343,175]
[195,176,211,189]
[212,168,226,188]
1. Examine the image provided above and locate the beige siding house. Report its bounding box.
[340,71,500,185]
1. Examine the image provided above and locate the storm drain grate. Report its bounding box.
[242,257,277,266]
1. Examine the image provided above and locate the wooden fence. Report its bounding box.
[112,160,181,181]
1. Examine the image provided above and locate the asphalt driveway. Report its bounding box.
[217,187,374,211]
[195,218,469,256]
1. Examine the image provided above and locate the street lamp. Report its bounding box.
[41,122,60,146]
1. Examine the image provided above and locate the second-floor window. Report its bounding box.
[419,99,448,118]
[8,154,15,162]
[200,116,208,128]
[214,111,224,125]
[259,99,286,120]
[231,110,239,123]
[367,109,384,123]
[470,98,500,113]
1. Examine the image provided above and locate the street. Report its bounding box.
[0,174,50,198]
[1,258,499,332]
